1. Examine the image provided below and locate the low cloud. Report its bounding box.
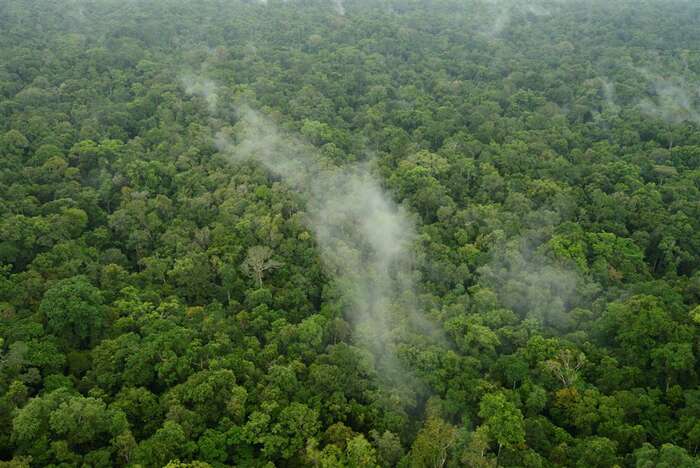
[184,78,438,392]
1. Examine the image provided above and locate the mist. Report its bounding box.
[332,0,345,15]
[477,213,601,333]
[598,67,700,127]
[477,0,556,39]
[181,75,218,113]
[186,81,436,390]
[600,78,619,112]
[638,72,700,125]
[478,238,581,330]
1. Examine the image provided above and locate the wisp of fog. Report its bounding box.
[185,77,433,391]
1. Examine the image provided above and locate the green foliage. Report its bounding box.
[38,276,105,349]
[11,389,128,465]
[478,393,526,451]
[635,443,700,468]
[408,417,457,468]
[1,0,700,466]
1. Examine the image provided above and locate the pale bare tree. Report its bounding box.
[544,349,587,388]
[241,245,282,288]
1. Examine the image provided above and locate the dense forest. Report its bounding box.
[1,0,700,466]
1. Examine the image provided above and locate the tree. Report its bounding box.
[111,386,162,439]
[478,393,525,456]
[571,436,619,468]
[409,417,457,468]
[272,403,321,460]
[370,430,404,467]
[135,421,197,467]
[460,427,497,468]
[12,389,129,465]
[1,130,28,157]
[544,349,587,388]
[163,369,247,436]
[634,443,700,468]
[346,435,380,468]
[241,245,282,288]
[164,461,213,468]
[38,276,106,349]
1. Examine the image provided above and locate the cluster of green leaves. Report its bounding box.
[1,0,700,466]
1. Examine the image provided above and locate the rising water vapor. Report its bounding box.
[600,78,618,110]
[477,0,555,39]
[478,235,588,331]
[250,0,344,14]
[181,75,219,112]
[601,68,700,126]
[186,81,434,389]
[332,0,345,16]
[639,73,700,125]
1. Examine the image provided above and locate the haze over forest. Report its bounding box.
[1,0,700,466]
